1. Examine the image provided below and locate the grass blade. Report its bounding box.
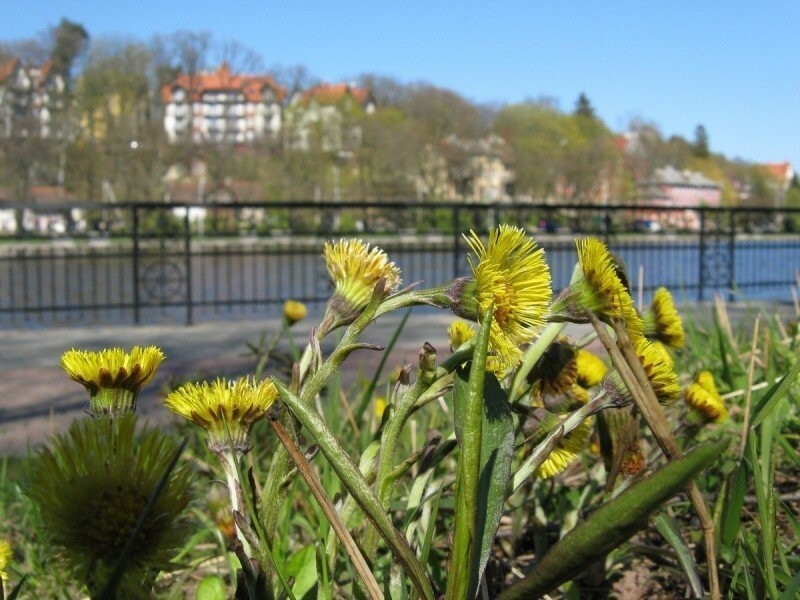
[653,513,704,598]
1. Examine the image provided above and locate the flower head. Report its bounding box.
[575,348,608,387]
[643,287,685,348]
[685,371,728,423]
[283,299,308,326]
[604,336,682,406]
[374,396,388,419]
[454,225,552,371]
[562,238,642,334]
[25,415,193,596]
[61,346,165,417]
[447,319,505,374]
[536,418,592,479]
[165,377,278,453]
[0,539,10,584]
[323,238,401,325]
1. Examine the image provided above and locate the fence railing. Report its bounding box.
[0,200,797,327]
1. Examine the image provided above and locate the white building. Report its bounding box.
[160,63,285,144]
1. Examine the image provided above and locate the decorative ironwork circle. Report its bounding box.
[702,247,731,286]
[141,258,185,302]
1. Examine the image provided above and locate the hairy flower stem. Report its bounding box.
[273,379,434,600]
[364,344,438,558]
[217,449,256,560]
[512,391,616,493]
[591,314,720,600]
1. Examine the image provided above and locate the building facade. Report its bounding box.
[160,63,286,144]
[0,57,66,139]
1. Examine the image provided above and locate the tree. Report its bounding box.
[48,18,89,83]
[692,124,710,158]
[574,93,596,119]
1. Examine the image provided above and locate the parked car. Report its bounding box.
[634,219,662,233]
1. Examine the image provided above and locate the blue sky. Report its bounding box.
[3,1,799,169]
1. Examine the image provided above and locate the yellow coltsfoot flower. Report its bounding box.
[165,377,278,453]
[575,348,608,388]
[0,539,10,585]
[604,336,682,406]
[451,225,552,372]
[685,371,728,423]
[447,319,506,374]
[60,346,165,417]
[322,238,401,328]
[535,418,592,479]
[555,238,643,335]
[643,287,685,348]
[283,299,308,326]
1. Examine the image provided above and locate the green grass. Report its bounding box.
[0,299,797,598]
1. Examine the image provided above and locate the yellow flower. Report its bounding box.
[165,377,278,453]
[0,539,10,583]
[685,371,728,423]
[605,336,682,405]
[374,396,388,419]
[60,346,165,417]
[536,418,592,479]
[569,238,643,334]
[323,238,401,324]
[461,225,552,371]
[650,340,675,368]
[643,287,685,348]
[283,299,308,326]
[447,320,476,352]
[527,340,587,410]
[575,348,607,387]
[447,319,506,374]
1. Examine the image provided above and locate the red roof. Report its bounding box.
[763,162,793,182]
[160,63,286,104]
[301,82,372,106]
[0,56,20,84]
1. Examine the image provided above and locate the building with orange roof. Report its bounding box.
[160,63,286,144]
[762,162,795,190]
[285,81,375,154]
[0,56,66,139]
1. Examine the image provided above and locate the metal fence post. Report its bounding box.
[132,204,141,324]
[184,206,193,325]
[728,210,736,302]
[698,210,706,302]
[452,206,460,278]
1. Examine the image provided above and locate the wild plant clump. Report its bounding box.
[3,227,798,599]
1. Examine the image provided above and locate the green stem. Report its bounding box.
[273,379,434,600]
[511,392,615,493]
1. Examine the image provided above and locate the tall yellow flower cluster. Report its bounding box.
[457,225,552,371]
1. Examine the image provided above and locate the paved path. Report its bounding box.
[0,310,463,453]
[0,300,791,454]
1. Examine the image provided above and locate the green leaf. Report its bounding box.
[446,307,492,600]
[497,439,729,600]
[750,357,800,428]
[456,370,514,599]
[196,575,227,600]
[284,545,318,600]
[721,460,749,547]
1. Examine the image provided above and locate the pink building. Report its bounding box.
[637,166,722,231]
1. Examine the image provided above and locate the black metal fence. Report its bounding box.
[0,200,798,328]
